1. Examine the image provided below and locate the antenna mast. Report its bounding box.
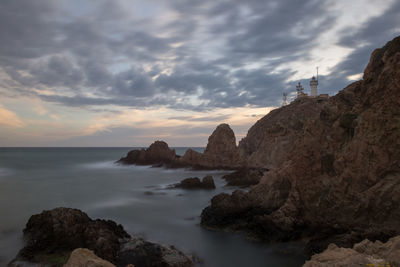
[282,92,288,106]
[317,67,319,81]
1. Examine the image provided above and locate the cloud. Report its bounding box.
[0,0,399,114]
[0,104,24,128]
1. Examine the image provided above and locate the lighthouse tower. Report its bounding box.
[310,76,318,96]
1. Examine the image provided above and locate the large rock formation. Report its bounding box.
[10,208,193,267]
[17,207,129,263]
[303,236,400,266]
[201,36,400,255]
[118,141,179,167]
[119,124,242,170]
[180,123,240,169]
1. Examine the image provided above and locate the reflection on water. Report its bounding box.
[0,148,305,266]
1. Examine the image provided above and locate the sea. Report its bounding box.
[0,147,305,266]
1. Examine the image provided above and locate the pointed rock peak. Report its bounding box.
[205,123,238,156]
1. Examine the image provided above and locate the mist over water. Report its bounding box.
[0,148,305,266]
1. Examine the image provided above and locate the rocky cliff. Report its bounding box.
[202,36,400,255]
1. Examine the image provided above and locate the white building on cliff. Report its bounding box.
[310,76,318,96]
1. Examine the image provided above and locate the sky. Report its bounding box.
[0,0,399,147]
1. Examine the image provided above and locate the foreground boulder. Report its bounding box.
[64,248,115,267]
[303,236,400,266]
[17,207,129,263]
[173,175,216,189]
[202,36,400,255]
[10,208,193,267]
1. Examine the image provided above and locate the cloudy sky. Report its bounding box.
[0,0,399,147]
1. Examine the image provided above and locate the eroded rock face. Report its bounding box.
[202,36,400,253]
[303,236,400,267]
[11,208,194,267]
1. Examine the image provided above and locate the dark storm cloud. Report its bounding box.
[0,0,399,110]
[0,0,60,60]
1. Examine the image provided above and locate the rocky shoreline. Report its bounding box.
[114,35,400,265]
[11,36,399,266]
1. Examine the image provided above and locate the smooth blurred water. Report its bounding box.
[0,148,305,266]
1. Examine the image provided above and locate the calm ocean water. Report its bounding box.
[0,148,305,266]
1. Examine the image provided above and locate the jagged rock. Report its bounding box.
[118,141,179,166]
[222,168,266,187]
[201,36,400,254]
[303,236,400,266]
[64,248,115,267]
[174,175,215,189]
[10,208,194,267]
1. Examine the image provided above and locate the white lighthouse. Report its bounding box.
[310,76,318,96]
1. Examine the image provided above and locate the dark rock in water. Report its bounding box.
[10,207,194,267]
[118,124,243,170]
[17,207,128,263]
[222,168,266,187]
[201,35,400,256]
[201,175,216,189]
[117,237,193,267]
[174,175,216,189]
[117,141,180,167]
